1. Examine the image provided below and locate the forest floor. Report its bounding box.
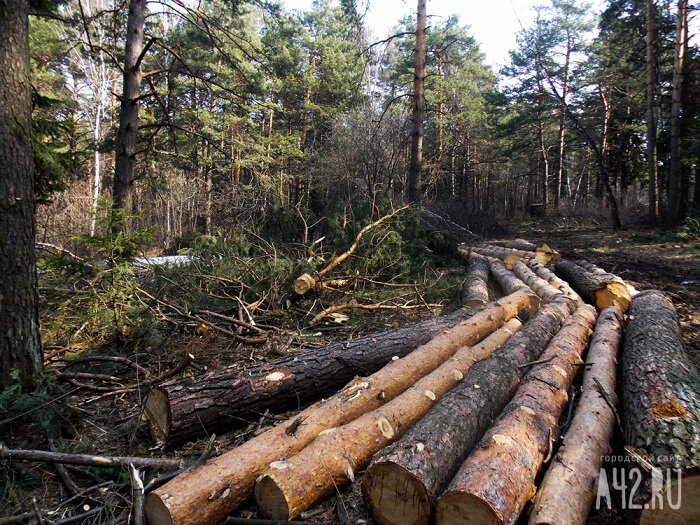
[2,222,699,524]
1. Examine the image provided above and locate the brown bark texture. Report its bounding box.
[511,261,564,303]
[112,0,145,215]
[622,290,700,524]
[554,259,632,312]
[145,305,481,445]
[573,258,638,296]
[145,291,539,525]
[527,259,584,306]
[529,306,624,525]
[436,305,597,525]
[457,247,529,296]
[407,0,426,203]
[362,298,574,525]
[0,0,42,385]
[461,258,490,307]
[254,320,523,520]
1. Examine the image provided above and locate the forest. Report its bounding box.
[1,0,699,524]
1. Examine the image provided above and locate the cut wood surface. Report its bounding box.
[554,259,632,312]
[574,258,639,296]
[145,304,481,445]
[436,305,597,525]
[362,298,575,525]
[529,306,624,525]
[460,258,490,306]
[622,290,700,525]
[145,290,539,525]
[254,320,523,520]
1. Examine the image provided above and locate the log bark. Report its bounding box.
[460,258,490,307]
[511,261,563,303]
[255,320,523,520]
[622,290,700,524]
[145,305,482,446]
[529,307,624,525]
[457,247,528,296]
[145,291,539,525]
[436,305,597,525]
[554,259,632,312]
[573,258,638,296]
[361,298,574,525]
[527,259,584,307]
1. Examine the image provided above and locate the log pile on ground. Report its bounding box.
[134,237,694,525]
[145,290,538,525]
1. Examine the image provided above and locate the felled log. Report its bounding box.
[145,290,539,525]
[362,298,574,525]
[145,304,481,445]
[511,261,563,303]
[457,247,528,296]
[529,307,624,525]
[460,258,490,307]
[527,259,584,306]
[436,305,597,525]
[505,238,538,251]
[470,243,560,266]
[574,258,639,296]
[554,259,632,312]
[254,320,522,520]
[622,290,700,524]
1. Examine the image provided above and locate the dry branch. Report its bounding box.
[0,446,182,470]
[436,306,597,525]
[362,298,574,525]
[293,206,408,295]
[529,307,624,525]
[254,320,523,520]
[145,291,539,525]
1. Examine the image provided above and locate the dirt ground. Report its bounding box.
[2,225,698,524]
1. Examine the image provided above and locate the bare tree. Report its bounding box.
[646,0,659,224]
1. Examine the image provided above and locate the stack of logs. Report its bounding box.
[143,238,700,525]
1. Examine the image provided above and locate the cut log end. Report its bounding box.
[437,492,499,525]
[143,388,170,442]
[255,474,290,520]
[363,463,431,525]
[144,493,174,525]
[595,281,632,311]
[639,473,700,525]
[293,273,317,295]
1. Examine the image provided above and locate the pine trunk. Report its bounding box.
[407,0,426,204]
[361,298,574,525]
[145,305,482,445]
[529,307,624,525]
[145,291,539,525]
[436,306,597,525]
[254,320,523,520]
[646,0,659,224]
[460,258,490,307]
[622,290,700,524]
[0,0,42,385]
[554,259,632,312]
[112,0,145,216]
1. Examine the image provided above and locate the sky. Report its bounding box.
[279,0,606,70]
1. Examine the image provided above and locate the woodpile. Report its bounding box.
[139,238,696,525]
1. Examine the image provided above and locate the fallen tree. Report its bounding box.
[460,258,490,307]
[145,304,481,445]
[573,258,639,296]
[361,297,575,525]
[456,247,529,296]
[436,305,597,525]
[622,290,700,525]
[254,320,523,520]
[529,306,624,525]
[145,290,539,525]
[554,259,632,312]
[527,259,584,306]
